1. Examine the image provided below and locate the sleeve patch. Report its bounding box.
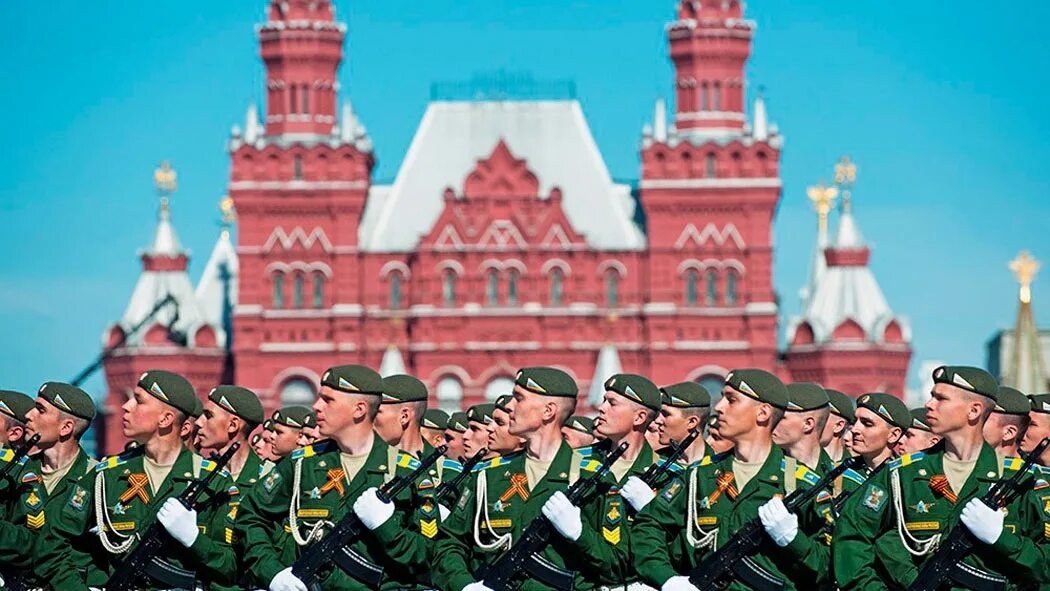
[661,480,683,501]
[862,485,888,512]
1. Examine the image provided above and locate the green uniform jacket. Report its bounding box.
[34,444,229,591]
[0,447,95,584]
[632,444,830,590]
[433,442,588,591]
[832,442,1045,590]
[189,449,272,590]
[235,437,421,590]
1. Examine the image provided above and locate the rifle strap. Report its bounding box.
[833,475,843,498]
[569,450,584,486]
[192,454,204,479]
[384,445,398,484]
[784,457,798,495]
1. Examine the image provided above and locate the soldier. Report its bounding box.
[35,369,226,590]
[898,408,941,454]
[833,366,1046,589]
[445,411,469,462]
[374,374,430,457]
[0,390,33,450]
[0,382,96,589]
[421,408,451,449]
[649,382,712,472]
[848,394,909,472]
[432,367,582,591]
[822,389,855,464]
[298,421,321,448]
[235,365,425,591]
[255,418,277,461]
[561,415,596,449]
[633,369,827,591]
[982,385,1031,458]
[464,403,496,460]
[184,395,205,453]
[489,395,524,455]
[270,406,316,460]
[704,412,733,455]
[1022,392,1050,463]
[772,383,832,473]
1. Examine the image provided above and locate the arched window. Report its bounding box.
[485,377,516,401]
[700,81,709,111]
[301,85,309,114]
[697,374,726,407]
[389,273,402,310]
[312,274,324,309]
[486,269,499,306]
[292,274,305,309]
[726,271,739,306]
[273,272,285,309]
[507,269,519,306]
[706,270,718,305]
[713,81,722,111]
[442,270,456,307]
[705,153,716,178]
[280,377,316,406]
[685,269,699,306]
[293,154,303,180]
[436,377,464,412]
[550,268,564,306]
[289,86,298,114]
[606,271,619,308]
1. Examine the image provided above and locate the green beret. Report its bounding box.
[321,365,383,395]
[422,409,449,430]
[604,374,661,411]
[909,408,933,432]
[1030,393,1050,415]
[564,415,594,434]
[137,370,198,417]
[856,393,910,430]
[494,395,513,413]
[514,367,578,398]
[467,403,495,425]
[263,418,275,432]
[825,389,856,423]
[447,411,469,432]
[37,382,96,421]
[785,383,830,412]
[208,385,263,424]
[931,365,998,401]
[381,375,428,403]
[660,382,711,409]
[189,397,204,419]
[994,386,1032,416]
[0,390,34,423]
[272,405,315,428]
[724,369,789,409]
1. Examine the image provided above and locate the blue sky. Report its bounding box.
[1,0,1048,398]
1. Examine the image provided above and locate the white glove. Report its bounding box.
[353,487,395,530]
[439,503,451,521]
[541,491,582,541]
[758,497,798,547]
[620,475,656,511]
[660,575,700,591]
[960,498,1004,544]
[462,582,495,591]
[157,497,199,548]
[269,566,307,591]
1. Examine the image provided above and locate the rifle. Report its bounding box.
[105,442,240,591]
[828,456,892,520]
[687,454,866,591]
[434,447,488,506]
[641,428,702,486]
[475,440,630,591]
[0,434,40,487]
[292,444,447,589]
[907,437,1050,591]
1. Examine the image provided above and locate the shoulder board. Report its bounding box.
[889,451,926,470]
[396,452,422,470]
[473,452,518,472]
[1001,456,1024,473]
[842,468,867,485]
[95,447,143,472]
[574,445,594,457]
[654,456,685,475]
[699,449,732,467]
[200,459,219,473]
[291,439,337,461]
[782,460,821,487]
[580,457,604,474]
[0,448,27,465]
[441,458,464,473]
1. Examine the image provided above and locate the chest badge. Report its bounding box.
[308,486,322,500]
[24,489,42,510]
[113,502,127,515]
[910,500,935,514]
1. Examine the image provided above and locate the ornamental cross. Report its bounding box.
[1009,251,1040,304]
[807,181,838,235]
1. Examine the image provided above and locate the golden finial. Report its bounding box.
[154,161,177,195]
[834,155,857,212]
[218,195,236,239]
[1010,251,1040,304]
[807,180,838,236]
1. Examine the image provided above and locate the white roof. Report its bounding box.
[194,230,239,347]
[360,100,645,252]
[787,210,910,345]
[147,202,183,255]
[588,344,623,406]
[379,346,406,377]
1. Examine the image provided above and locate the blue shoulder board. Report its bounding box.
[291,439,336,460]
[574,445,594,457]
[95,447,142,472]
[655,456,685,475]
[782,460,821,486]
[396,452,422,470]
[699,449,732,467]
[473,452,519,473]
[580,457,604,473]
[441,458,464,473]
[842,468,867,485]
[888,451,926,470]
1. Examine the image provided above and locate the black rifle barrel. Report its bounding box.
[640,427,702,487]
[435,448,488,506]
[0,434,41,484]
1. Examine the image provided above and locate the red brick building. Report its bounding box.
[99,0,911,454]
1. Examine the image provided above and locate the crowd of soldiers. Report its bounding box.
[0,362,1048,590]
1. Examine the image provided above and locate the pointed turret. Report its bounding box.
[195,196,239,349]
[244,102,261,144]
[379,345,407,377]
[653,98,668,143]
[588,344,623,407]
[1004,251,1048,393]
[752,92,769,141]
[800,180,837,308]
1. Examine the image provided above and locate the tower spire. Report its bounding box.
[1006,251,1048,392]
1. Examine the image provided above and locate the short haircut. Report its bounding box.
[354,393,381,421]
[554,396,577,425]
[1000,412,1031,439]
[407,400,428,424]
[810,406,831,434]
[56,408,91,439]
[768,406,785,429]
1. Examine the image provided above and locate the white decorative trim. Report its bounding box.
[744,302,778,315]
[337,342,357,352]
[269,367,322,397]
[437,259,466,276]
[434,225,465,249]
[541,224,574,249]
[265,261,333,278]
[262,226,334,253]
[503,259,527,274]
[674,223,746,250]
[262,309,332,319]
[685,365,731,382]
[675,111,747,122]
[676,258,746,275]
[478,220,526,249]
[428,365,472,384]
[465,341,542,351]
[259,342,336,352]
[234,304,264,316]
[541,259,572,276]
[228,180,369,191]
[331,303,364,316]
[673,340,749,351]
[640,178,781,190]
[379,260,411,279]
[597,260,627,278]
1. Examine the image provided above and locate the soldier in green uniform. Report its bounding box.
[632,369,828,591]
[184,395,205,454]
[156,384,266,590]
[822,389,855,464]
[561,415,596,449]
[1023,393,1050,463]
[270,406,316,460]
[433,367,583,591]
[465,403,496,460]
[0,382,96,588]
[704,411,733,456]
[0,390,33,451]
[639,382,712,494]
[235,364,427,591]
[833,365,1048,589]
[446,411,469,462]
[899,408,940,455]
[421,408,451,449]
[983,385,1032,459]
[34,369,228,590]
[773,383,833,474]
[489,395,525,457]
